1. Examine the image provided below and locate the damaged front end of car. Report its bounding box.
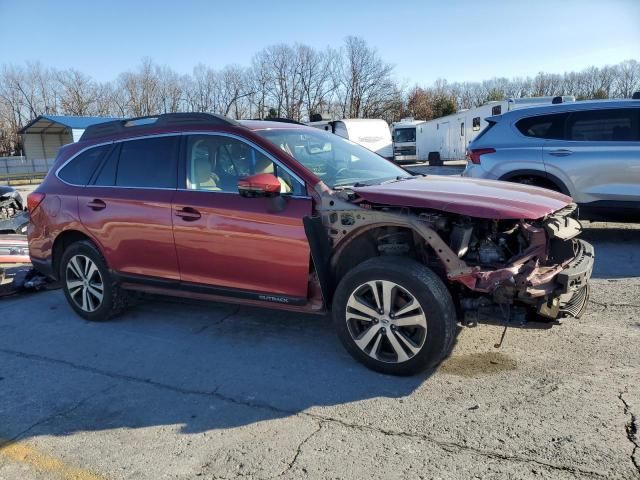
[445,204,593,323]
[319,181,594,328]
[0,186,29,234]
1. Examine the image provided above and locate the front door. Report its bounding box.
[171,133,312,300]
[78,136,180,280]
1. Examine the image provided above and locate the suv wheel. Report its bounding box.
[60,240,123,321]
[332,257,457,376]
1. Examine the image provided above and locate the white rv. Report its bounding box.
[415,96,576,163]
[391,118,425,163]
[308,118,393,159]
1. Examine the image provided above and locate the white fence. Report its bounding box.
[0,156,53,182]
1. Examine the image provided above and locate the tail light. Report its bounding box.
[27,192,46,214]
[467,148,496,165]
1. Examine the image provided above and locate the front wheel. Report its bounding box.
[60,240,123,322]
[332,257,457,376]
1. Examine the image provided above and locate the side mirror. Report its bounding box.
[237,173,281,197]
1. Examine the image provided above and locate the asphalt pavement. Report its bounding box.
[0,221,638,479]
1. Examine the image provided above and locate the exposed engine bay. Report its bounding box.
[319,188,593,326]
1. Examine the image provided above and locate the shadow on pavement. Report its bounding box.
[580,226,640,278]
[0,292,458,440]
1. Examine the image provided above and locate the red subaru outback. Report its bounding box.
[27,113,594,375]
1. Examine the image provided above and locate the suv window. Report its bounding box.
[566,108,639,141]
[516,113,568,139]
[58,145,109,185]
[92,137,179,188]
[185,135,302,195]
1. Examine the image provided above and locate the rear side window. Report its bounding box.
[516,113,568,139]
[58,145,109,185]
[115,137,179,188]
[473,121,496,143]
[566,108,639,141]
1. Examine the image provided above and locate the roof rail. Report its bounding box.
[250,117,306,125]
[79,112,239,142]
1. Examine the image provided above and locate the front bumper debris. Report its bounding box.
[556,240,594,294]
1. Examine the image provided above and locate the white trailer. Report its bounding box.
[308,118,393,159]
[391,118,425,163]
[416,96,575,163]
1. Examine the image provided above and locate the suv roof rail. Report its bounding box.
[79,112,239,142]
[250,117,306,125]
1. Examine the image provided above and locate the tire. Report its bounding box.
[427,152,442,166]
[59,240,124,322]
[332,257,457,376]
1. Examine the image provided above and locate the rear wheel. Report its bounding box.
[60,240,123,321]
[332,257,457,375]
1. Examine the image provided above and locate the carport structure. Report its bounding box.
[18,115,120,169]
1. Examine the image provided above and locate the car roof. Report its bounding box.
[239,120,310,131]
[499,99,640,119]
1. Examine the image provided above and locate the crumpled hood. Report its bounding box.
[353,175,572,220]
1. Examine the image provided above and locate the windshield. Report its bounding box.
[394,127,416,143]
[256,128,410,189]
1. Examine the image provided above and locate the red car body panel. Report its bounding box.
[353,175,572,219]
[172,191,312,297]
[78,186,180,280]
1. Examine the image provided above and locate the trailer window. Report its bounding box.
[472,117,481,131]
[491,105,502,116]
[460,123,465,136]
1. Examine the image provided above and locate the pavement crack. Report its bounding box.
[192,306,241,334]
[0,384,116,448]
[618,388,640,475]
[588,300,640,309]
[276,421,323,478]
[0,347,609,478]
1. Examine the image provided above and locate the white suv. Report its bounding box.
[462,99,640,220]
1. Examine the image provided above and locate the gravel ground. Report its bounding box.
[0,221,638,479]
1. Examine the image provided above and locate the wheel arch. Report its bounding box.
[51,229,105,279]
[498,169,570,195]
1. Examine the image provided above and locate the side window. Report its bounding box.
[566,109,638,141]
[186,135,303,195]
[516,113,568,139]
[58,145,109,185]
[92,144,119,186]
[115,137,178,188]
[472,117,481,131]
[491,105,502,116]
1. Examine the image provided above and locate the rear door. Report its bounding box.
[171,133,312,300]
[78,136,180,280]
[542,107,640,205]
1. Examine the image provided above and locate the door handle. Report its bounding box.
[549,149,573,157]
[87,199,106,211]
[175,207,201,221]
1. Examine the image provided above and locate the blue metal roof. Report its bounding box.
[19,115,123,133]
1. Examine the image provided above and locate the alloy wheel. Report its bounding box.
[66,254,104,313]
[345,280,427,363]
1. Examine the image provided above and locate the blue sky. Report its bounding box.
[1,0,638,85]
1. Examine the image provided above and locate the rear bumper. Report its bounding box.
[394,155,417,162]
